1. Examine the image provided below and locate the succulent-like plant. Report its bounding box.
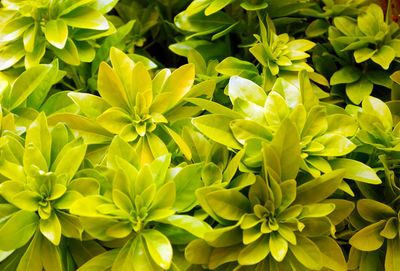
[185,131,352,270]
[250,17,315,90]
[0,113,90,269]
[0,0,116,70]
[70,136,211,270]
[48,47,215,164]
[328,3,400,104]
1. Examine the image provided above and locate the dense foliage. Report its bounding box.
[1,0,400,270]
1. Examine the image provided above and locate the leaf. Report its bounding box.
[330,158,381,184]
[371,45,395,70]
[354,48,376,63]
[76,249,119,271]
[385,237,400,271]
[228,76,267,107]
[313,236,347,271]
[25,112,51,164]
[346,77,373,105]
[270,231,288,262]
[184,98,242,119]
[185,239,212,265]
[230,119,273,144]
[192,114,241,149]
[39,212,62,246]
[357,199,396,222]
[45,20,68,49]
[53,137,87,181]
[0,210,38,251]
[264,91,289,126]
[330,66,361,85]
[50,38,80,66]
[40,236,62,271]
[270,119,301,181]
[324,199,355,225]
[61,7,109,30]
[312,134,356,156]
[16,231,42,271]
[238,235,270,265]
[349,220,386,251]
[206,189,250,221]
[163,126,192,160]
[362,96,393,132]
[8,65,52,110]
[171,164,202,212]
[0,42,25,71]
[215,57,259,78]
[151,64,195,113]
[289,235,322,270]
[305,19,329,37]
[160,215,212,238]
[142,229,173,269]
[295,169,345,204]
[97,62,129,109]
[68,92,110,119]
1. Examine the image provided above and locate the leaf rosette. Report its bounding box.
[0,112,91,269]
[0,0,117,69]
[185,141,351,270]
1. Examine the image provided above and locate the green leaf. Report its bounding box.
[265,91,289,126]
[354,48,376,63]
[185,239,212,265]
[238,235,270,265]
[25,112,51,164]
[0,42,25,71]
[215,57,259,78]
[192,114,241,149]
[68,92,110,119]
[270,231,288,262]
[76,249,119,271]
[16,231,42,271]
[206,189,250,221]
[349,220,386,251]
[380,217,398,239]
[50,38,80,66]
[52,137,86,181]
[8,65,52,110]
[330,158,381,184]
[142,229,172,269]
[330,66,361,85]
[0,210,38,251]
[357,199,396,222]
[371,45,395,70]
[39,212,62,246]
[160,215,212,239]
[385,237,400,271]
[45,20,68,49]
[324,199,355,225]
[61,7,109,30]
[313,236,347,271]
[295,169,345,204]
[97,62,129,109]
[205,0,235,15]
[270,119,301,181]
[362,96,393,131]
[346,77,373,105]
[289,235,322,270]
[184,98,242,119]
[305,19,329,37]
[40,235,62,271]
[230,119,273,144]
[151,64,195,113]
[312,134,356,156]
[228,76,267,107]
